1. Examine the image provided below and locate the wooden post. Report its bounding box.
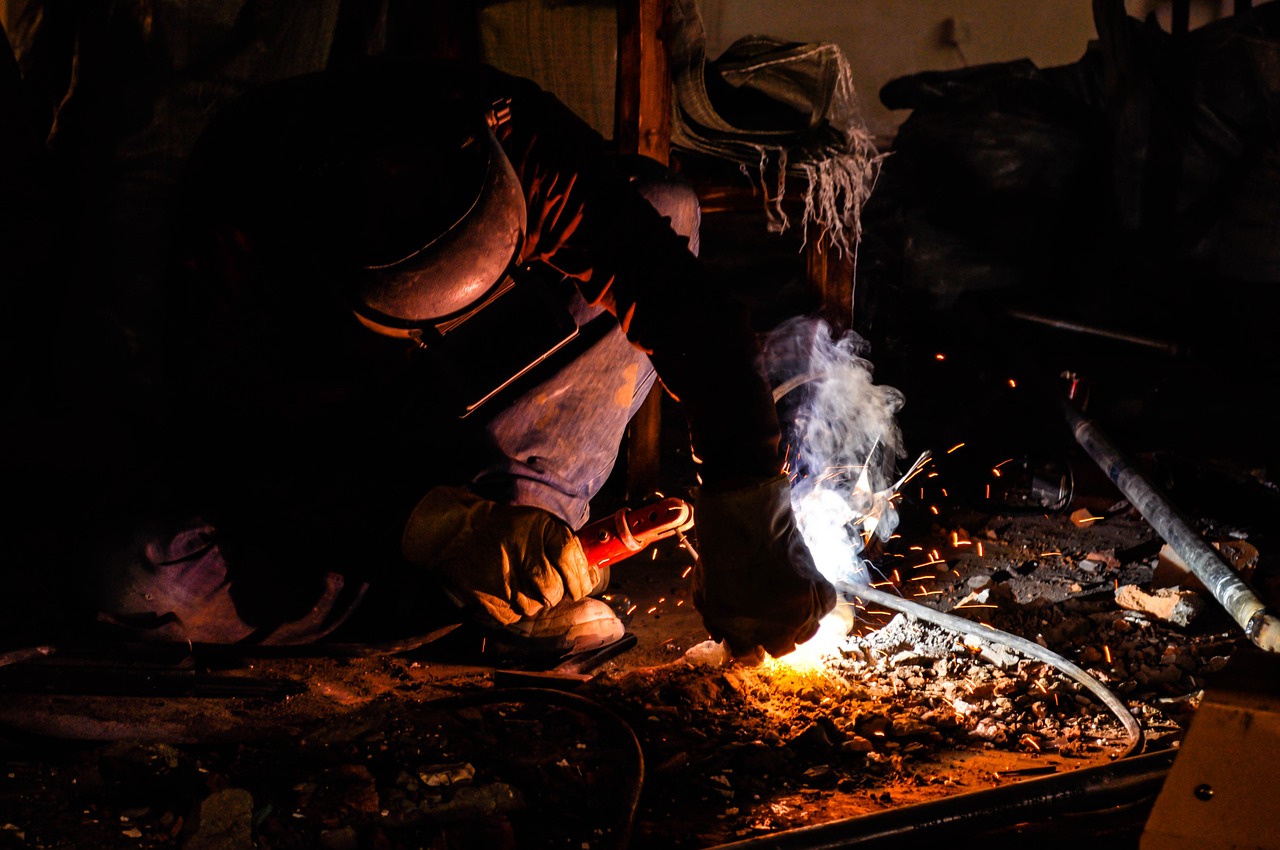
[805,234,856,335]
[616,0,671,501]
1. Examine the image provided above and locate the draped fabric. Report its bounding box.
[666,0,884,257]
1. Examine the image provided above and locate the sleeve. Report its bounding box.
[481,65,784,486]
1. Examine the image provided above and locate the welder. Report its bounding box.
[97,55,835,665]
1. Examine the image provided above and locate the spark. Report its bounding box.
[1103,645,1113,664]
[681,566,692,579]
[947,443,965,454]
[647,606,658,615]
[976,542,984,556]
[764,317,914,656]
[678,532,699,562]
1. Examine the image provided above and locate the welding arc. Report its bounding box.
[770,373,1142,753]
[847,583,1144,758]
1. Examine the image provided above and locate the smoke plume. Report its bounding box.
[764,317,909,587]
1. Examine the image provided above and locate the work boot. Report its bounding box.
[502,596,625,656]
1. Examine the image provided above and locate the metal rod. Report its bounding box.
[703,749,1175,850]
[1003,308,1182,355]
[1059,398,1280,652]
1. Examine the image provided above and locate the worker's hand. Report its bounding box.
[692,474,837,665]
[401,486,600,626]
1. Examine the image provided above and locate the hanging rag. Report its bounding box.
[666,0,885,257]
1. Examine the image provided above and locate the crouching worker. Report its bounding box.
[96,56,835,664]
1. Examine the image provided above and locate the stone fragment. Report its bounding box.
[182,788,253,850]
[1114,585,1204,627]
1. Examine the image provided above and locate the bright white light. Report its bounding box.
[764,317,912,668]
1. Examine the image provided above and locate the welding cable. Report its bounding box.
[416,686,645,850]
[769,374,1143,755]
[846,583,1144,758]
[768,376,1141,752]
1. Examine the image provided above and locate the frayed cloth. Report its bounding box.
[667,0,885,258]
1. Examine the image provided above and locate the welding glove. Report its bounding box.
[401,485,601,627]
[692,474,837,665]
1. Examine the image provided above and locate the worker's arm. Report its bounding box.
[487,66,837,661]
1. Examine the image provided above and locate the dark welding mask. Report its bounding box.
[346,101,527,333]
[341,102,580,415]
[281,64,579,416]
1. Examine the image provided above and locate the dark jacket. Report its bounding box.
[165,57,783,575]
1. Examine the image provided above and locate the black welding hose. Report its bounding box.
[1058,397,1280,653]
[848,583,1144,757]
[408,687,646,850]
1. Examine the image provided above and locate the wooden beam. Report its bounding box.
[615,0,671,501]
[615,0,671,164]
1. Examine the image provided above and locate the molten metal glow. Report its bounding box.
[765,604,855,673]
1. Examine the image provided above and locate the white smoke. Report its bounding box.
[765,317,910,588]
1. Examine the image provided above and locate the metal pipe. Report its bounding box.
[1059,398,1280,652]
[703,749,1174,850]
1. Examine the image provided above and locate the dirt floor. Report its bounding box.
[3,260,1279,849]
[2,424,1273,850]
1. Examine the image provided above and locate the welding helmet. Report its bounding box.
[225,59,529,336]
[339,100,528,337]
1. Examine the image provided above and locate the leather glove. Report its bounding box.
[692,474,837,664]
[401,486,598,626]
